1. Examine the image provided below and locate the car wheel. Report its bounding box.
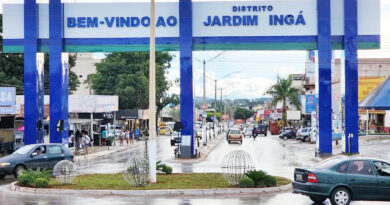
[304,136,310,142]
[310,196,327,204]
[331,187,351,205]
[240,140,242,144]
[228,140,231,144]
[283,136,288,140]
[14,165,26,178]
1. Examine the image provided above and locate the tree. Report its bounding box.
[234,108,254,120]
[266,77,303,127]
[0,15,80,94]
[91,52,178,116]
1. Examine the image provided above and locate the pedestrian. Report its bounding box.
[125,130,130,145]
[75,129,81,151]
[68,131,74,148]
[119,129,124,146]
[101,129,107,146]
[135,127,140,141]
[82,131,91,155]
[130,131,134,146]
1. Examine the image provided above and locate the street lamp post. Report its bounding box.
[148,0,157,183]
[197,51,225,146]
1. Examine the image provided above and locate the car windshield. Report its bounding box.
[230,130,241,134]
[13,144,36,155]
[301,128,307,132]
[313,157,346,170]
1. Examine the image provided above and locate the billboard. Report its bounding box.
[0,87,16,106]
[358,77,385,102]
[305,95,316,114]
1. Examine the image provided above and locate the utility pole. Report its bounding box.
[220,88,223,118]
[214,79,217,133]
[202,60,207,146]
[148,0,157,183]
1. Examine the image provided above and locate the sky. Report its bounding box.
[1,0,389,99]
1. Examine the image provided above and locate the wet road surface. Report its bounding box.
[1,186,390,205]
[1,134,390,204]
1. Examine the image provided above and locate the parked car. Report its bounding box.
[293,156,390,205]
[257,124,267,136]
[227,129,243,144]
[0,143,74,179]
[279,130,296,140]
[296,127,312,142]
[159,126,173,135]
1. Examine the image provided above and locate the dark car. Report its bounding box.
[293,156,390,205]
[279,130,296,140]
[0,143,74,178]
[257,125,267,136]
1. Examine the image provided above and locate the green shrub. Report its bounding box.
[156,161,173,174]
[162,166,173,174]
[34,178,49,188]
[245,170,267,187]
[17,174,34,187]
[264,175,277,187]
[239,177,254,188]
[22,168,52,181]
[17,168,52,188]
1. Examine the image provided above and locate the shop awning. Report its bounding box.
[359,77,390,110]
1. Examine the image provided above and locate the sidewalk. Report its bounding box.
[73,140,144,161]
[171,131,225,163]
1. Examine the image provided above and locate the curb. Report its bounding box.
[8,182,292,197]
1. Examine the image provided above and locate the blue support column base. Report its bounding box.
[344,0,359,154]
[317,0,332,155]
[179,0,194,157]
[24,0,44,145]
[49,0,68,143]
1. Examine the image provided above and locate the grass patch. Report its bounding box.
[49,173,290,190]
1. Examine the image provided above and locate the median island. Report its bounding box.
[19,173,291,190]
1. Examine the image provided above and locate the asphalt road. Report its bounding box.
[1,134,390,204]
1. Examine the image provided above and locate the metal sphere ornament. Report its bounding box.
[53,160,76,184]
[221,150,255,185]
[123,156,150,187]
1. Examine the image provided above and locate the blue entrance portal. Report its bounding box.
[3,0,380,156]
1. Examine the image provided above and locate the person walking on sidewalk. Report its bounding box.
[101,129,107,146]
[75,129,81,151]
[135,127,140,141]
[125,130,130,146]
[119,129,124,146]
[82,131,91,155]
[129,131,134,146]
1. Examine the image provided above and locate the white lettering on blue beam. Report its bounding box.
[67,16,178,28]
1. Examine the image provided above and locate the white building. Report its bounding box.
[72,53,102,95]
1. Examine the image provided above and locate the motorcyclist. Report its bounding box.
[252,127,258,139]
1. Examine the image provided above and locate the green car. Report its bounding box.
[293,156,390,205]
[0,143,74,178]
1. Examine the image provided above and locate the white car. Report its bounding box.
[297,127,312,142]
[243,127,253,137]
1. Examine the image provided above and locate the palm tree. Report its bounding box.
[266,77,303,128]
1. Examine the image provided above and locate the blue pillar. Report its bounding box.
[24,0,44,145]
[344,0,359,154]
[49,0,68,143]
[317,0,332,155]
[179,0,194,155]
